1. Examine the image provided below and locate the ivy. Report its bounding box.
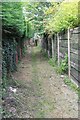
[2,2,26,82]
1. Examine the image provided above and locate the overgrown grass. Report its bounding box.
[31,48,45,117]
[48,58,57,67]
[48,58,62,74]
[48,54,68,74]
[48,57,80,98]
[31,47,55,117]
[64,77,80,98]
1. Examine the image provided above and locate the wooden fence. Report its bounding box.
[43,27,80,85]
[51,27,80,85]
[70,27,80,84]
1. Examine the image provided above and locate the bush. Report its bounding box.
[49,54,68,74]
[48,57,57,67]
[60,54,68,73]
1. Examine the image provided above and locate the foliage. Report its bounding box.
[23,1,80,34]
[2,39,17,86]
[2,2,27,82]
[45,0,79,32]
[60,54,68,73]
[26,21,34,39]
[48,58,57,67]
[23,2,52,34]
[48,54,68,74]
[55,54,68,74]
[2,2,25,36]
[2,1,80,36]
[64,77,80,97]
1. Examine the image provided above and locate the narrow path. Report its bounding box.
[13,46,78,118]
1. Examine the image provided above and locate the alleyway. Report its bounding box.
[13,46,78,118]
[2,2,80,119]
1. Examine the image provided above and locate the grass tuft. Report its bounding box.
[64,77,80,98]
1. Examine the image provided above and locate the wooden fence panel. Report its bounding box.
[70,27,80,83]
[52,27,80,84]
[59,32,68,61]
[52,34,58,60]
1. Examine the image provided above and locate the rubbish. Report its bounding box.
[60,75,64,78]
[9,87,17,93]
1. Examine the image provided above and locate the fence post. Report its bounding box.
[57,33,60,66]
[68,28,70,78]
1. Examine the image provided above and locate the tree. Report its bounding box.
[2,2,25,36]
[45,0,79,32]
[23,2,52,35]
[2,2,26,80]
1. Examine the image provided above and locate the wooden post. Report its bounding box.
[68,28,70,78]
[52,37,54,59]
[57,33,60,66]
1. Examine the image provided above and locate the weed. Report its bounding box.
[49,54,68,74]
[48,58,57,67]
[56,54,68,74]
[64,77,80,98]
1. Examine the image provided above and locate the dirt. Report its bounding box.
[9,45,78,118]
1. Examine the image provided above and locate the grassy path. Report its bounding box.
[12,46,78,118]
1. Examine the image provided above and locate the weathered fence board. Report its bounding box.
[70,27,80,83]
[52,26,80,84]
[70,67,78,81]
[43,26,80,84]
